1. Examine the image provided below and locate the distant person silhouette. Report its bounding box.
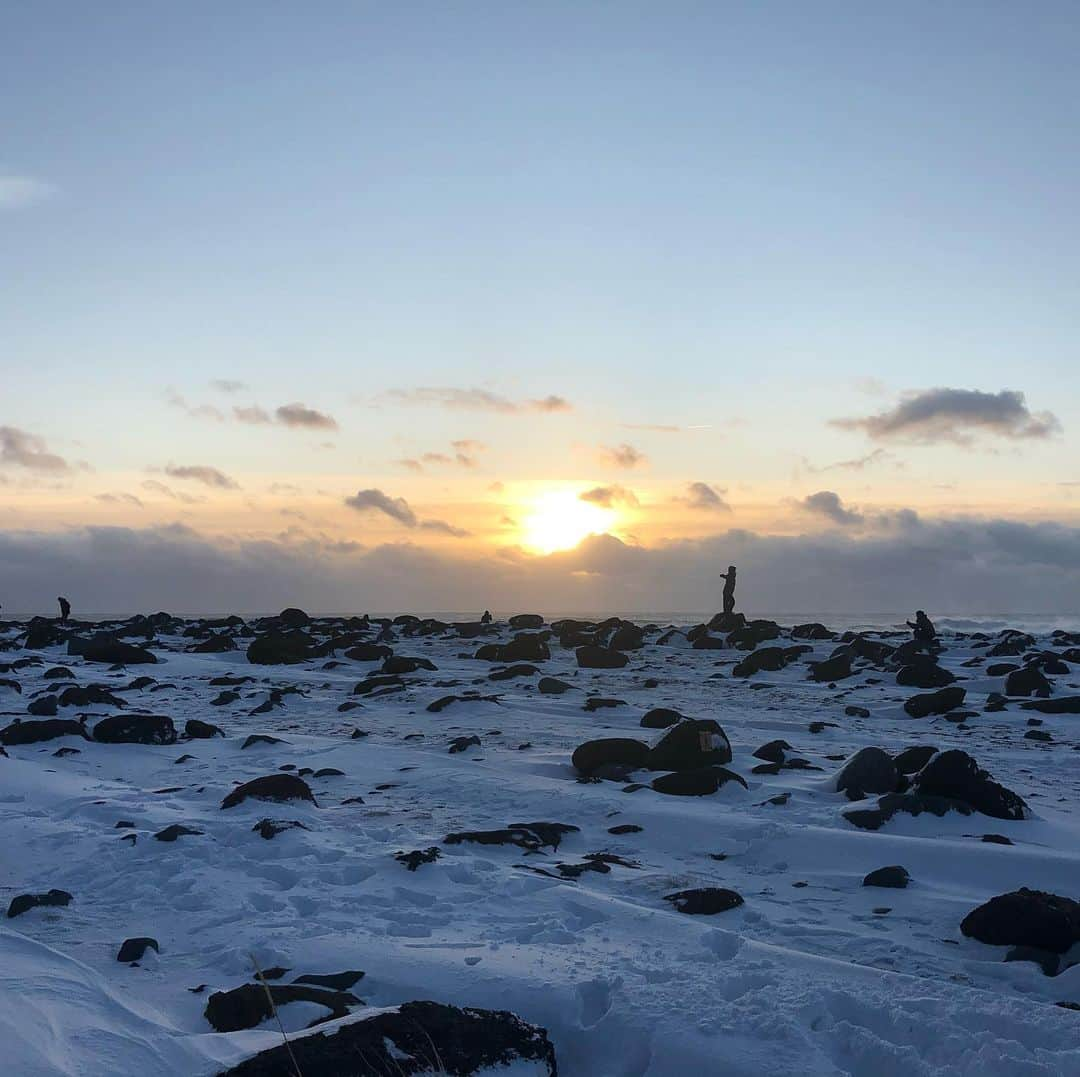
[57,596,71,623]
[481,610,493,625]
[907,610,937,645]
[719,566,737,615]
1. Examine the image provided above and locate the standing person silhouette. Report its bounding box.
[57,596,71,622]
[719,566,737,615]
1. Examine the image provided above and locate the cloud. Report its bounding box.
[344,488,468,537]
[94,493,144,508]
[579,485,639,508]
[211,380,247,393]
[234,406,273,425]
[163,464,239,490]
[599,443,646,469]
[141,479,202,504]
[832,388,1061,445]
[397,459,424,472]
[345,489,418,526]
[0,426,70,472]
[422,452,452,465]
[275,403,338,430]
[452,439,486,453]
[384,387,572,414]
[679,482,731,512]
[804,448,893,473]
[0,173,53,210]
[621,423,683,433]
[3,516,1080,615]
[165,390,225,422]
[801,490,864,527]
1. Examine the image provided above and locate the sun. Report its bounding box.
[520,488,617,554]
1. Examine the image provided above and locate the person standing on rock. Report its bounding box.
[907,610,937,645]
[719,566,737,615]
[57,596,71,622]
[481,610,493,624]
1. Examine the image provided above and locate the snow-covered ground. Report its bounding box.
[2,614,1079,1075]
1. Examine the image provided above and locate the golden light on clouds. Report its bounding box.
[519,487,618,554]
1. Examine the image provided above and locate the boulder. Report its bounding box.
[205,982,360,1033]
[1005,666,1052,698]
[904,686,966,718]
[791,622,834,640]
[863,866,910,889]
[221,774,316,810]
[961,889,1080,954]
[509,614,544,630]
[576,645,628,669]
[1021,697,1080,714]
[651,767,747,796]
[344,643,393,662]
[893,745,937,774]
[7,889,73,919]
[68,635,157,665]
[834,747,898,797]
[93,714,176,745]
[117,937,159,962]
[571,738,649,776]
[647,719,732,771]
[896,661,955,689]
[246,631,316,666]
[913,750,1027,820]
[215,1000,557,1076]
[538,677,573,695]
[663,888,744,915]
[382,655,437,675]
[808,653,853,682]
[277,607,311,628]
[185,719,224,739]
[1,718,87,746]
[640,707,682,729]
[502,634,551,662]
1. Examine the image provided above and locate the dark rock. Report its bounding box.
[894,745,937,774]
[571,738,649,775]
[501,634,551,662]
[752,739,791,764]
[27,695,59,716]
[608,824,642,835]
[844,705,870,718]
[808,654,853,682]
[7,889,73,918]
[93,714,176,745]
[647,719,732,771]
[904,686,966,718]
[537,677,573,695]
[353,675,404,697]
[117,937,159,962]
[395,848,441,871]
[732,646,789,677]
[241,734,285,749]
[664,888,744,915]
[42,666,74,680]
[190,635,236,653]
[1005,946,1061,976]
[1005,666,1052,698]
[489,663,540,681]
[58,685,125,708]
[1021,697,1080,714]
[791,622,834,640]
[154,824,203,842]
[987,663,1020,677]
[651,767,747,796]
[584,696,624,712]
[215,1000,556,1076]
[210,691,240,707]
[576,645,628,669]
[896,662,955,689]
[726,620,780,650]
[914,750,1027,820]
[640,707,682,729]
[863,865,910,889]
[448,735,481,754]
[835,747,899,797]
[382,655,437,675]
[277,607,310,628]
[509,614,544,630]
[961,889,1080,954]
[981,833,1013,845]
[292,970,366,991]
[343,643,392,662]
[246,631,316,666]
[1,717,87,746]
[221,774,316,810]
[204,982,360,1033]
[252,819,309,840]
[186,719,224,739]
[68,636,157,665]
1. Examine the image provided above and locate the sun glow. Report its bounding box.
[520,488,618,554]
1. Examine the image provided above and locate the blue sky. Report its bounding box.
[2,2,1080,612]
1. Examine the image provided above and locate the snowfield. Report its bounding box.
[2,611,1080,1076]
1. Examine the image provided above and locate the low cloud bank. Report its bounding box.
[2,517,1079,618]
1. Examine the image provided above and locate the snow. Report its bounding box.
[2,618,1080,1075]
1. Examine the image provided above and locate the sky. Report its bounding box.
[3,2,1080,616]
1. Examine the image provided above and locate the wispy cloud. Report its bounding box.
[94,492,144,508]
[211,379,247,393]
[0,426,70,472]
[678,481,731,512]
[166,390,226,422]
[832,388,1061,445]
[234,406,272,425]
[163,464,239,490]
[140,479,202,504]
[0,173,53,210]
[598,442,646,469]
[344,488,468,537]
[384,387,572,414]
[275,402,338,430]
[579,484,639,508]
[803,448,893,473]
